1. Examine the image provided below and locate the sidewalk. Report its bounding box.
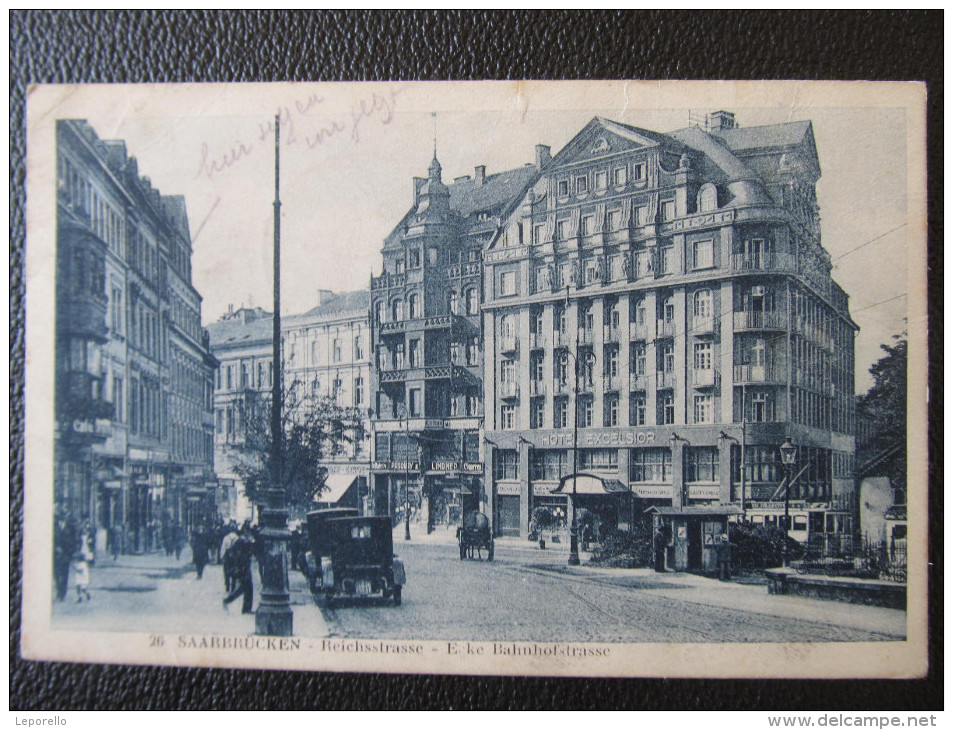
[526,562,907,638]
[52,549,330,638]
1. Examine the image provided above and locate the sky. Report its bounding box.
[52,82,912,393]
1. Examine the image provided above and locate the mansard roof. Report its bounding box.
[206,311,274,349]
[383,161,538,247]
[160,195,191,242]
[291,289,370,322]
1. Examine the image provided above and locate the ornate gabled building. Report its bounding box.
[55,120,217,552]
[368,151,544,532]
[480,114,857,571]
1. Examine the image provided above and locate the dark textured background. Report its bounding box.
[10,10,943,711]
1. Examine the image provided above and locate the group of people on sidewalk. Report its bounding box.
[53,510,269,612]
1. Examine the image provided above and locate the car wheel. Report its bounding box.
[393,586,402,606]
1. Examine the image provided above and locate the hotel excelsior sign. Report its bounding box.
[539,429,658,448]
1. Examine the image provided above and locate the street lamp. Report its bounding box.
[779,437,797,567]
[559,336,595,568]
[256,113,293,637]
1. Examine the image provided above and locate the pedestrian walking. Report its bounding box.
[53,510,78,601]
[191,526,210,579]
[173,522,186,561]
[716,533,735,582]
[220,526,240,592]
[72,541,93,602]
[108,523,124,561]
[653,524,669,573]
[223,534,254,614]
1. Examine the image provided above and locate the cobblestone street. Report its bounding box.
[52,531,906,644]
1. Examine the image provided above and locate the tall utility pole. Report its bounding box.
[255,114,293,637]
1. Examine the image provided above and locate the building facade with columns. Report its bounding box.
[55,120,217,552]
[481,115,856,571]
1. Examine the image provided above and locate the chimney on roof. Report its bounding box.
[708,111,736,131]
[317,289,337,306]
[535,145,552,169]
[227,303,234,317]
[474,165,486,185]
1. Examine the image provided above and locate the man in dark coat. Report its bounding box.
[223,534,255,614]
[53,511,78,601]
[191,526,210,579]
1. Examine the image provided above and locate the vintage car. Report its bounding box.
[304,507,359,593]
[457,511,494,561]
[318,515,406,607]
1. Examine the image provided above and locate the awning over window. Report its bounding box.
[318,474,359,504]
[553,473,629,495]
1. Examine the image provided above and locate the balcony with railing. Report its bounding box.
[378,320,406,334]
[656,371,676,390]
[578,328,594,345]
[603,325,621,343]
[691,315,716,336]
[733,363,786,385]
[499,335,519,354]
[629,322,649,341]
[657,320,676,338]
[603,375,621,392]
[691,368,717,388]
[553,379,570,395]
[730,252,796,273]
[629,373,647,391]
[499,381,519,400]
[734,310,787,331]
[371,272,406,291]
[529,332,543,350]
[530,380,546,397]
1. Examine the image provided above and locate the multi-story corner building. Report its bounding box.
[208,290,372,522]
[368,153,544,532]
[481,114,857,571]
[55,120,217,552]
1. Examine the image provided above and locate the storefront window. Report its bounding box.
[630,448,672,482]
[685,446,719,482]
[494,450,519,480]
[580,449,618,471]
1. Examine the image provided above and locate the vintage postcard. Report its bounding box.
[20,80,927,677]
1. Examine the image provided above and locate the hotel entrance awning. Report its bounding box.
[319,474,359,504]
[553,473,629,495]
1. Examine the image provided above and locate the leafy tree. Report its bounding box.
[857,334,907,501]
[225,380,366,510]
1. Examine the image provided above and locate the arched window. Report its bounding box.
[500,314,516,339]
[449,290,459,315]
[697,183,718,212]
[391,299,403,322]
[693,289,712,318]
[466,288,478,315]
[408,293,420,319]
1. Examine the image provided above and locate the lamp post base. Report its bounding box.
[568,526,580,566]
[254,503,293,637]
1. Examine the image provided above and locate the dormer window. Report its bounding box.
[613,167,627,186]
[557,180,570,197]
[575,175,588,194]
[633,163,646,182]
[595,171,608,190]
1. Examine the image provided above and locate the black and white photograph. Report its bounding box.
[21,80,927,678]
